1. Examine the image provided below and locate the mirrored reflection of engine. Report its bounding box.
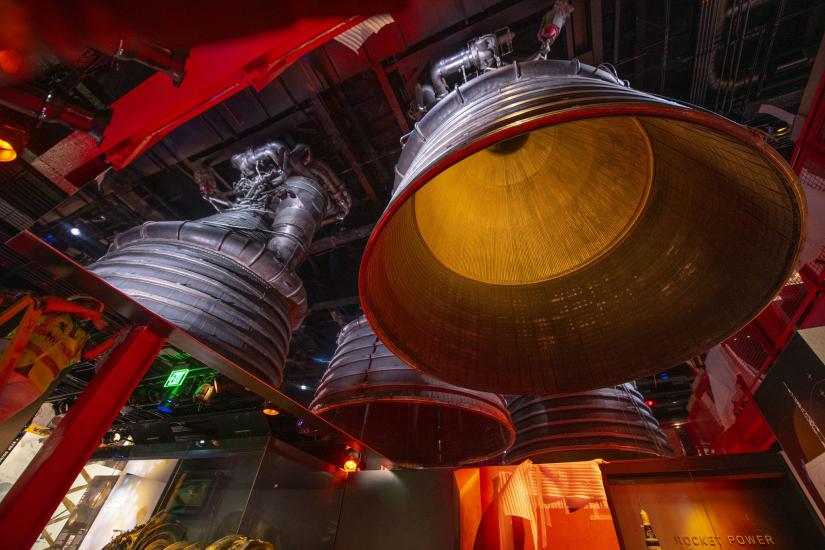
[505,385,673,464]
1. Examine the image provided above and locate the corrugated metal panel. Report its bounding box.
[334,14,395,52]
[0,197,34,231]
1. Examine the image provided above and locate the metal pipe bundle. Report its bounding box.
[310,317,514,467]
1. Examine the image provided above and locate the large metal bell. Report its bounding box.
[506,385,672,464]
[310,317,514,467]
[360,59,804,394]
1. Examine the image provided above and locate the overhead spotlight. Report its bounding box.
[0,139,16,162]
[193,382,216,405]
[299,384,309,391]
[645,400,656,407]
[774,124,790,137]
[262,402,280,416]
[0,124,26,162]
[343,448,361,473]
[69,227,81,236]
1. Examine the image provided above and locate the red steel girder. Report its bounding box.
[0,86,111,139]
[39,16,368,190]
[0,325,166,549]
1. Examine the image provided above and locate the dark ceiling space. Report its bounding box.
[2,0,824,444]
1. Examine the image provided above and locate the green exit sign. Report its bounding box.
[164,368,190,387]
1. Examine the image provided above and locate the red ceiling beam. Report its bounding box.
[37,16,368,191]
[0,325,166,550]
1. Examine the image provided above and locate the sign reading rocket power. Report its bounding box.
[601,454,825,549]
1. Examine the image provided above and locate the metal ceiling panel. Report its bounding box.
[161,116,227,160]
[218,90,272,134]
[256,78,305,118]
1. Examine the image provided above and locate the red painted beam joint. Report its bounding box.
[0,325,166,549]
[0,86,111,141]
[34,16,368,195]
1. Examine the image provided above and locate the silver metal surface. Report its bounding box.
[91,141,351,387]
[506,385,673,464]
[360,57,804,395]
[310,316,514,467]
[5,231,389,468]
[429,30,514,100]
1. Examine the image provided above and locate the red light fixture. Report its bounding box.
[645,399,655,407]
[343,448,361,473]
[0,49,21,75]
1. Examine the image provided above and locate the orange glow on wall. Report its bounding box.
[455,460,620,550]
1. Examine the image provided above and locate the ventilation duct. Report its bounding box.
[360,58,805,395]
[91,142,350,387]
[310,317,514,467]
[506,385,672,464]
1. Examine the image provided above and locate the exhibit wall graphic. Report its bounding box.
[755,327,825,513]
[36,443,825,550]
[455,460,621,550]
[78,459,178,550]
